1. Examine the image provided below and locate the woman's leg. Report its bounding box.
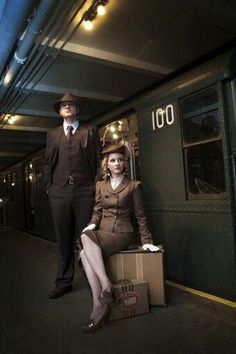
[80,233,111,292]
[80,249,101,305]
[80,250,108,322]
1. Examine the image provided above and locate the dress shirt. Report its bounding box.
[63,120,79,136]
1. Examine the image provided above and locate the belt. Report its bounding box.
[67,176,93,185]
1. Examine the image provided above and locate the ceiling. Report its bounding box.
[0,0,236,172]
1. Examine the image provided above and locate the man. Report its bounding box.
[44,92,102,299]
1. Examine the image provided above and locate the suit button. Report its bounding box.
[105,195,109,198]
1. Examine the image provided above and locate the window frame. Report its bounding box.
[180,84,227,201]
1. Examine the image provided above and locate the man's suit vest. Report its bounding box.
[52,130,94,186]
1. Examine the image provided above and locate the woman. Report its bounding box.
[78,143,159,333]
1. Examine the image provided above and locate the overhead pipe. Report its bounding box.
[0,0,34,76]
[0,0,57,102]
[0,0,88,125]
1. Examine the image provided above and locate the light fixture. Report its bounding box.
[112,133,118,139]
[3,72,12,86]
[109,125,116,132]
[83,0,108,31]
[8,115,16,124]
[97,4,106,16]
[83,19,94,31]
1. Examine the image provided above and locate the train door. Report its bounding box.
[98,112,140,179]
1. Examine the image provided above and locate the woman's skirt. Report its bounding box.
[82,230,136,258]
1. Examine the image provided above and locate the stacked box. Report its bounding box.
[109,279,149,321]
[106,247,166,306]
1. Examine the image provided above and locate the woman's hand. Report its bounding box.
[82,224,96,233]
[142,243,160,252]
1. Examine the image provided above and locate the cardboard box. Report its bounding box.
[106,248,166,306]
[109,279,149,321]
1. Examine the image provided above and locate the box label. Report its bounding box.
[118,291,140,309]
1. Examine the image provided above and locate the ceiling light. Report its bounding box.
[83,20,93,31]
[3,73,12,86]
[8,115,16,124]
[112,133,118,139]
[97,4,106,16]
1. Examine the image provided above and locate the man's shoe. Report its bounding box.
[49,285,72,299]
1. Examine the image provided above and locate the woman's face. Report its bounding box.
[107,153,125,177]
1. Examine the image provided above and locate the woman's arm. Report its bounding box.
[87,181,103,228]
[132,181,153,245]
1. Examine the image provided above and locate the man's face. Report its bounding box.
[59,101,77,121]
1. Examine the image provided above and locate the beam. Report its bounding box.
[56,41,173,75]
[28,84,123,102]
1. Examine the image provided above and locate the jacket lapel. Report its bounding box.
[75,125,88,148]
[51,126,63,166]
[54,126,63,148]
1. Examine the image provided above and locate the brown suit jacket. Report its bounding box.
[89,177,153,245]
[43,123,102,190]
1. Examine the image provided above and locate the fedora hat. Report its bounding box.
[102,143,127,156]
[53,93,79,114]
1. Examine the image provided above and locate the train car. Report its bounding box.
[1,49,236,301]
[95,49,236,302]
[0,149,56,241]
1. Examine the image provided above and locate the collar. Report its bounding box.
[63,120,79,135]
[103,176,130,194]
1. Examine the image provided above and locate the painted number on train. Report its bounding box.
[151,104,174,130]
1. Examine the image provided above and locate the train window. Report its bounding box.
[185,141,225,195]
[2,177,7,195]
[24,162,34,229]
[34,158,43,193]
[180,86,226,199]
[99,113,140,180]
[181,87,220,144]
[6,174,11,196]
[0,177,5,196]
[10,172,17,201]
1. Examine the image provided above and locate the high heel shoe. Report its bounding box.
[82,308,110,333]
[98,287,114,305]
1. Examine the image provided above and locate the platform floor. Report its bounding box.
[0,227,236,354]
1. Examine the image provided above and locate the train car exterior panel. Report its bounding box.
[134,51,236,301]
[148,210,236,300]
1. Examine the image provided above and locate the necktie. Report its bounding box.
[67,125,73,141]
